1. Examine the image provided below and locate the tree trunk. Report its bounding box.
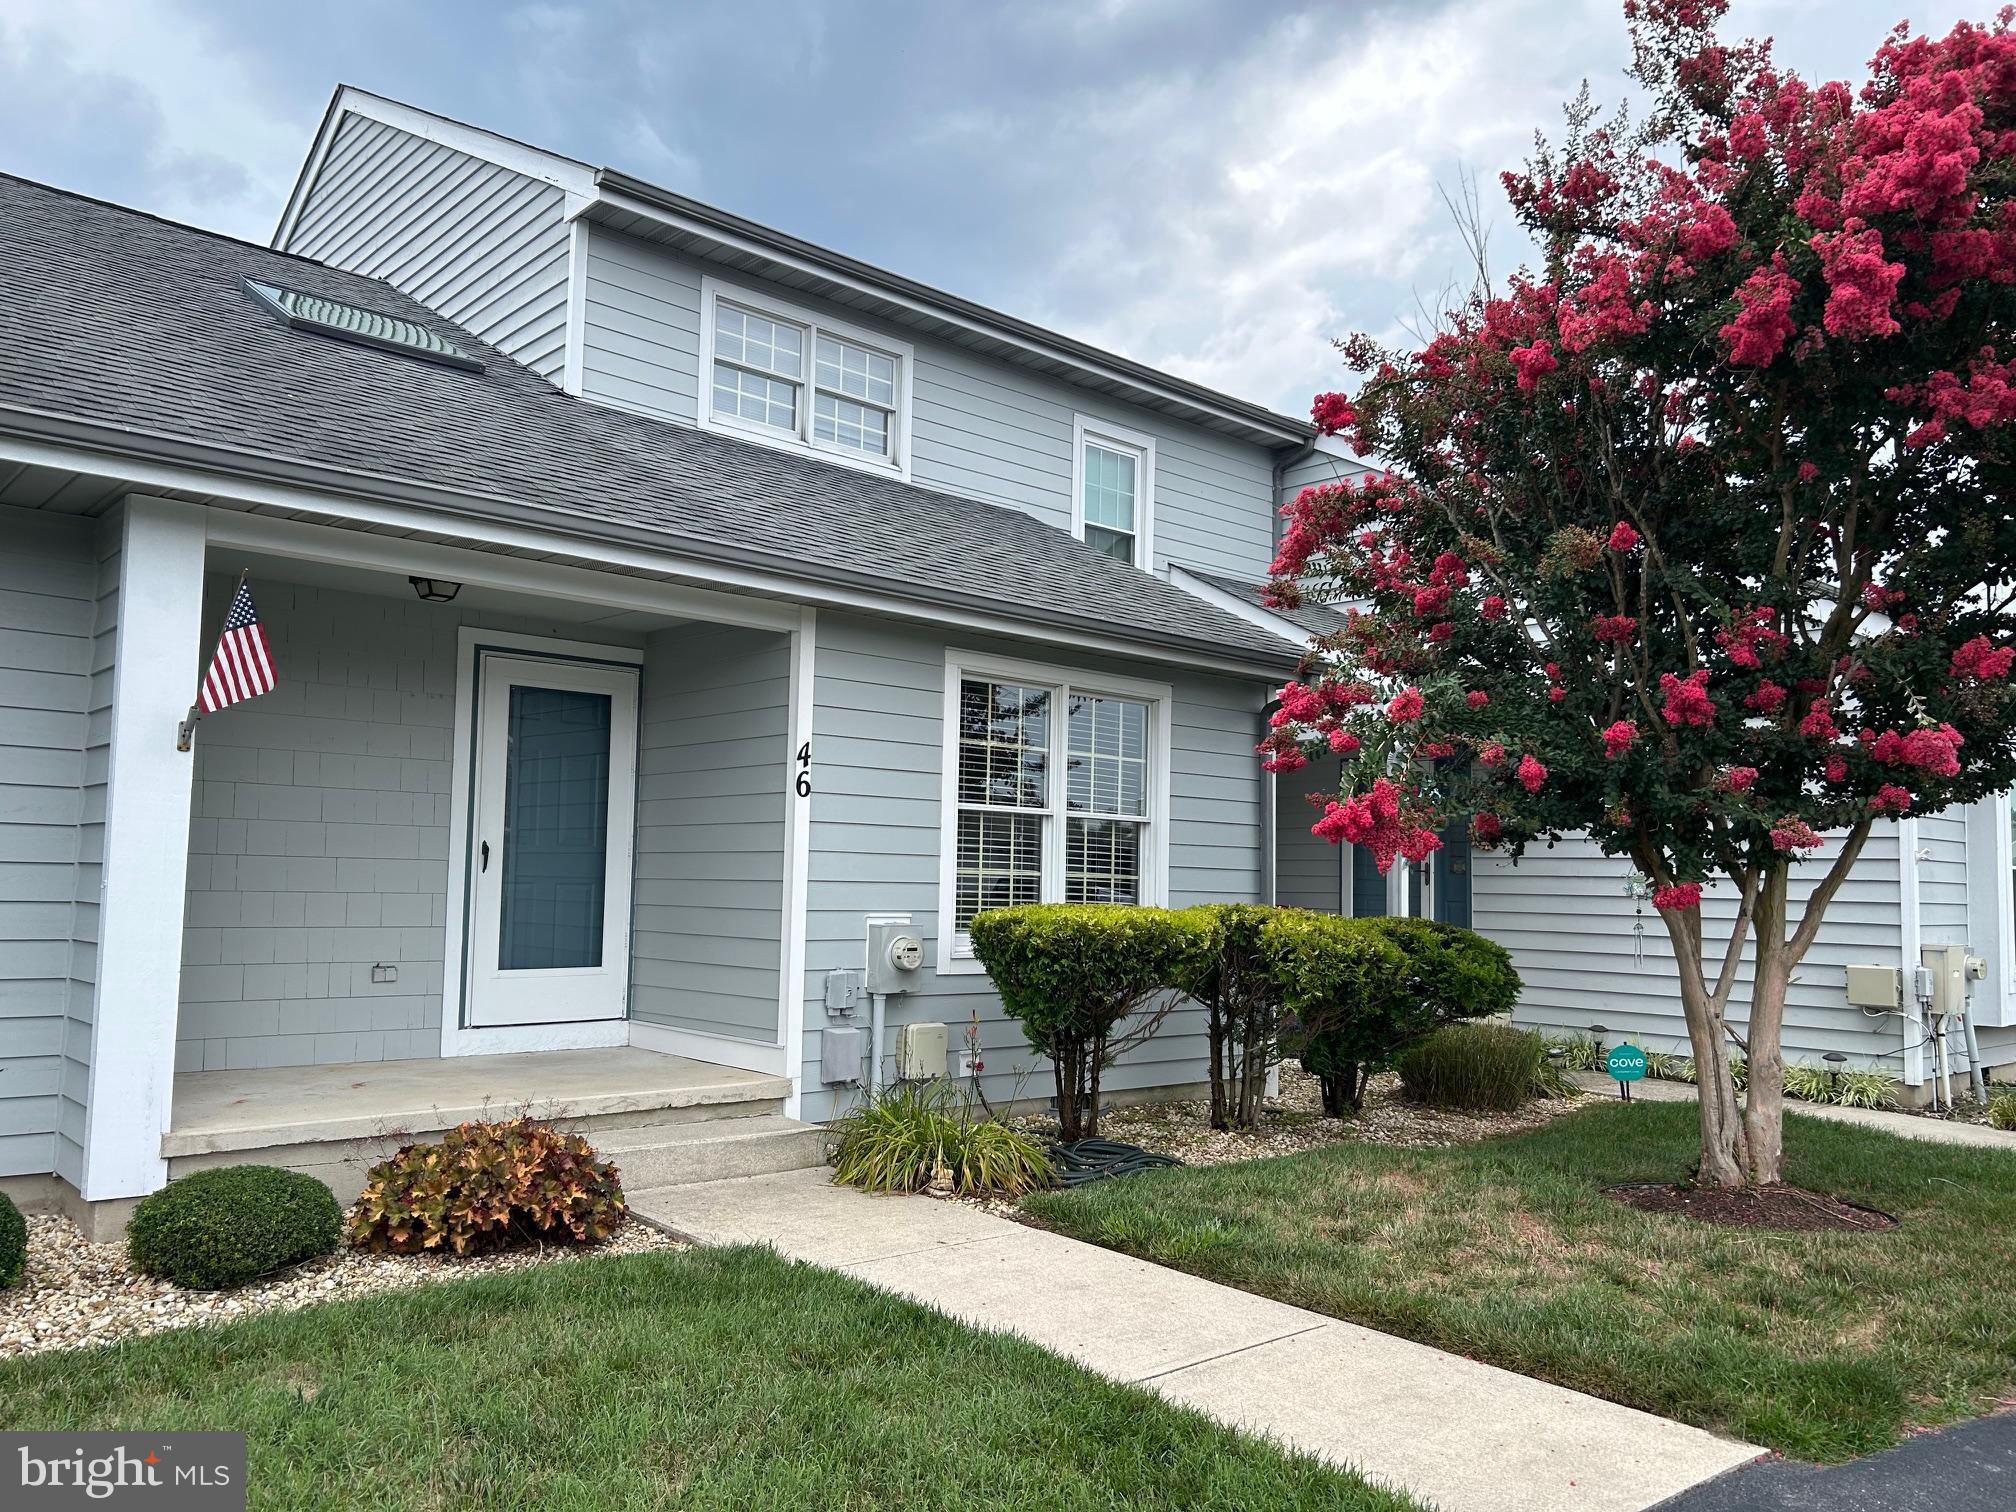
[1085,1035,1106,1139]
[1742,872,1793,1186]
[1657,898,1751,1189]
[1053,1040,1084,1142]
[1207,997,1230,1131]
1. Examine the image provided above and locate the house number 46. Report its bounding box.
[795,742,812,797]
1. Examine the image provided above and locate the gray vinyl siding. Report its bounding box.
[284,113,572,383]
[579,226,1281,580]
[797,612,1267,1122]
[629,623,788,1041]
[1484,828,1912,1073]
[1275,756,1344,912]
[0,507,96,1178]
[176,576,642,1072]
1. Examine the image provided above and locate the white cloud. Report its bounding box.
[0,0,308,240]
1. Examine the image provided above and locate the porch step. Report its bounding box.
[600,1115,832,1193]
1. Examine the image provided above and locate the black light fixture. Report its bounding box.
[409,575,462,603]
[1588,1023,1608,1057]
[1824,1049,1848,1095]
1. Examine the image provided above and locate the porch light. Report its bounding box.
[409,576,462,603]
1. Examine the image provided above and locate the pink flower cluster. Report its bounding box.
[1606,521,1640,552]
[1310,392,1357,436]
[1481,594,1509,621]
[1516,753,1548,794]
[1312,777,1443,873]
[1510,340,1560,390]
[1769,816,1825,852]
[1652,882,1703,912]
[1592,613,1638,644]
[1867,723,1964,777]
[1386,686,1426,723]
[1798,699,1839,741]
[1720,261,1800,365]
[1602,720,1638,759]
[1951,635,2015,681]
[1743,679,1788,713]
[1725,766,1758,791]
[1714,606,1787,669]
[1871,784,1913,815]
[1811,222,1905,340]
[1659,669,1716,727]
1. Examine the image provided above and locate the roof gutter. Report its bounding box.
[590,171,1314,448]
[0,405,1298,681]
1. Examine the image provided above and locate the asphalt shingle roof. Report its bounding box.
[1183,567,1357,640]
[0,174,1297,671]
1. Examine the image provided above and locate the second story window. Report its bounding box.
[701,277,911,476]
[1072,417,1156,568]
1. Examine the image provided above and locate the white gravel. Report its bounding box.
[1,1213,680,1361]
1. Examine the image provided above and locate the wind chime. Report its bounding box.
[1622,872,1654,965]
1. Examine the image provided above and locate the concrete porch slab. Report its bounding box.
[164,1047,788,1157]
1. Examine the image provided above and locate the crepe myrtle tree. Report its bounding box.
[1262,0,2016,1187]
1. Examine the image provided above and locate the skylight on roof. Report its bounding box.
[242,277,482,372]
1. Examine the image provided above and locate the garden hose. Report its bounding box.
[1046,1138,1184,1187]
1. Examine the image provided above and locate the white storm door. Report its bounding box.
[466,654,638,1027]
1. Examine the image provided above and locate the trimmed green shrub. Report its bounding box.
[128,1166,341,1290]
[970,904,1210,1140]
[1257,911,1412,1115]
[0,1190,24,1290]
[1173,903,1285,1132]
[1396,1023,1547,1111]
[350,1118,626,1256]
[1364,916,1521,1021]
[830,1082,1053,1196]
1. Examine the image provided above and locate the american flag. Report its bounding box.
[197,580,276,713]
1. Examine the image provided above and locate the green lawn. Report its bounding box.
[0,1245,1416,1511]
[1024,1100,2016,1462]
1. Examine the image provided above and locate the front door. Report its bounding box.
[465,653,638,1028]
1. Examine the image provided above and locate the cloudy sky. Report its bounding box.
[0,0,1972,416]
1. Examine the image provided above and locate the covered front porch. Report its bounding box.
[80,493,819,1209]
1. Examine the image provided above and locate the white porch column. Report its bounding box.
[79,495,206,1200]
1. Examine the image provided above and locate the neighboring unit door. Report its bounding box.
[465,654,638,1028]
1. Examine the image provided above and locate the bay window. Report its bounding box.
[701,277,911,475]
[940,652,1170,970]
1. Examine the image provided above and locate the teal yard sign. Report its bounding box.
[1607,1043,1648,1101]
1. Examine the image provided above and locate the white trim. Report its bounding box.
[779,607,818,1117]
[695,275,915,481]
[205,509,802,634]
[275,87,594,248]
[935,647,1173,976]
[1071,415,1156,570]
[1965,792,2016,1029]
[1168,564,1324,649]
[628,1019,789,1077]
[0,434,1291,680]
[82,496,207,1199]
[561,219,590,397]
[439,628,646,1059]
[1899,816,1925,1086]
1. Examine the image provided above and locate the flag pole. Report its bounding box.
[177,568,250,752]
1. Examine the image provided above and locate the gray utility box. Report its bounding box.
[821,1025,866,1086]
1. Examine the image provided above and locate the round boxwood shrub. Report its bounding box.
[0,1190,26,1290]
[128,1166,341,1290]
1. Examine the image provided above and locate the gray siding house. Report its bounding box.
[2,88,2009,1234]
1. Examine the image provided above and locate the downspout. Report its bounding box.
[1260,698,1281,906]
[1898,817,1925,1090]
[1269,440,1318,549]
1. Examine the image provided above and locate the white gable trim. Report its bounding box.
[1167,564,1310,650]
[273,86,597,250]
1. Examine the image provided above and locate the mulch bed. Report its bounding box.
[1603,1181,1899,1233]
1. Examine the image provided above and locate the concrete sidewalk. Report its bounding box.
[1568,1072,2016,1151]
[631,1168,1758,1512]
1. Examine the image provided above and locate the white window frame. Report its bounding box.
[937,648,1173,975]
[698,275,914,480]
[1071,415,1156,569]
